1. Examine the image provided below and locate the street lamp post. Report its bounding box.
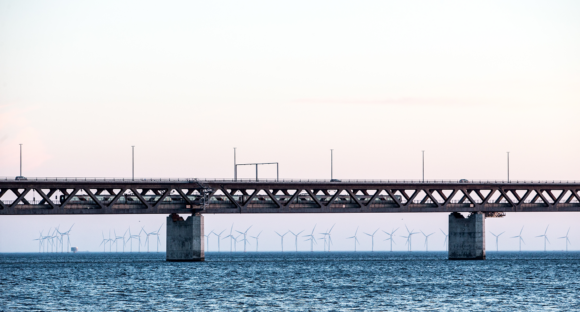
[507,152,510,182]
[422,150,425,182]
[331,149,333,181]
[19,144,23,177]
[132,146,135,181]
[234,148,237,181]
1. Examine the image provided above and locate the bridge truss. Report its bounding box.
[0,179,579,215]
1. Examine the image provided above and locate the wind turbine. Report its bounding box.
[99,232,109,252]
[347,227,360,252]
[223,224,235,252]
[490,231,504,252]
[108,230,113,252]
[236,226,252,252]
[251,231,262,252]
[232,234,241,252]
[383,228,398,252]
[421,231,434,251]
[511,226,525,252]
[303,225,317,252]
[320,224,335,252]
[113,230,125,252]
[440,229,448,251]
[536,225,550,252]
[56,226,65,253]
[403,226,419,251]
[126,228,141,252]
[142,227,155,252]
[62,224,74,252]
[33,231,44,253]
[42,228,53,253]
[204,230,215,252]
[150,224,163,252]
[288,230,304,252]
[214,230,225,252]
[558,228,571,252]
[276,231,288,252]
[364,229,379,252]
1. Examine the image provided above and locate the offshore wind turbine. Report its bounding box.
[320,224,335,252]
[223,224,235,252]
[403,226,419,251]
[236,226,252,252]
[34,231,44,253]
[511,226,525,252]
[214,230,225,252]
[421,231,434,251]
[113,230,125,252]
[99,232,109,252]
[558,228,571,252]
[127,228,142,252]
[536,225,550,252]
[232,234,241,252]
[204,230,215,252]
[383,228,398,252]
[289,230,304,252]
[275,231,289,252]
[251,231,262,252]
[62,224,74,252]
[303,225,317,252]
[364,229,379,252]
[347,227,360,252]
[440,229,448,251]
[150,224,163,252]
[490,231,504,252]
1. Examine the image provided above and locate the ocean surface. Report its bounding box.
[1,251,580,311]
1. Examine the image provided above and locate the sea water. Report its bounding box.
[1,252,579,311]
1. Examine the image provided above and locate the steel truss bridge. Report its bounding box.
[1,178,579,215]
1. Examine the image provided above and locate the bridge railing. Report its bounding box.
[1,176,580,184]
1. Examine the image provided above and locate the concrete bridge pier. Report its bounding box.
[448,212,485,260]
[166,213,205,262]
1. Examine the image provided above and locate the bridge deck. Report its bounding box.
[1,179,579,215]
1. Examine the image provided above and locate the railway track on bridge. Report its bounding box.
[1,178,579,215]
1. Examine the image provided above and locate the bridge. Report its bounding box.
[2,177,579,261]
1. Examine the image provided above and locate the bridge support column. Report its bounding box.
[448,212,485,260]
[166,213,204,262]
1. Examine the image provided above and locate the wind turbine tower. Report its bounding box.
[558,228,571,252]
[275,231,288,252]
[440,229,448,251]
[421,231,434,252]
[383,228,398,252]
[289,230,304,252]
[511,227,525,252]
[251,231,262,252]
[364,229,379,252]
[536,225,550,252]
[347,227,360,252]
[490,231,504,252]
[303,225,317,252]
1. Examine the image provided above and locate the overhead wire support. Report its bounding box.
[235,162,279,181]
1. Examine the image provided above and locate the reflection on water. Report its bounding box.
[1,252,579,311]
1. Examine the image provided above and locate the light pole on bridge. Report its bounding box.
[234,147,237,181]
[422,150,425,183]
[19,144,23,177]
[132,145,135,181]
[507,151,510,183]
[331,149,333,181]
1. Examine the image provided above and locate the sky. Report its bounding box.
[1,0,579,252]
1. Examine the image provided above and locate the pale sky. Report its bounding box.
[1,0,579,252]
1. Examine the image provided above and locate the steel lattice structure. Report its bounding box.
[1,179,579,215]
